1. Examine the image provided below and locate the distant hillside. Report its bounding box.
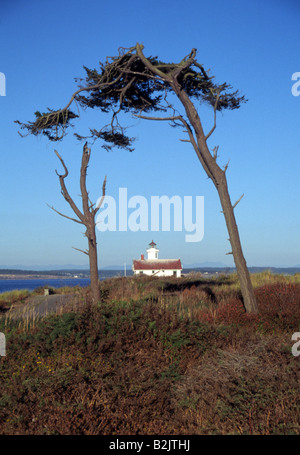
[183,262,228,268]
[0,264,89,271]
[182,266,300,276]
[0,266,300,278]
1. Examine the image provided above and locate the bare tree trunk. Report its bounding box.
[79,146,101,304]
[172,84,258,314]
[216,175,258,314]
[50,143,106,304]
[86,220,101,304]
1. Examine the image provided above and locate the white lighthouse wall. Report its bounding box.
[146,247,159,260]
[134,269,181,277]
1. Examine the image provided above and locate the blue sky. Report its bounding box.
[0,0,299,269]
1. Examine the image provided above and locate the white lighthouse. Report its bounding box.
[132,240,182,277]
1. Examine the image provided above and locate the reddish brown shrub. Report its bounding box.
[194,282,300,334]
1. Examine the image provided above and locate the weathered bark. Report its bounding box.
[50,143,106,304]
[86,221,100,303]
[216,175,258,313]
[79,145,101,303]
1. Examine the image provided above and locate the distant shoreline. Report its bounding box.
[0,274,81,280]
[0,266,299,280]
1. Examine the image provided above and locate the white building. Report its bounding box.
[132,241,182,277]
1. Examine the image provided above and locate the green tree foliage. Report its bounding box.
[16,45,246,151]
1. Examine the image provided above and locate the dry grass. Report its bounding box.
[172,336,299,434]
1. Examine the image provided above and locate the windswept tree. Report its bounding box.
[49,142,106,303]
[16,43,258,314]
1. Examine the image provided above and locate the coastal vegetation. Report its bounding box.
[0,271,299,435]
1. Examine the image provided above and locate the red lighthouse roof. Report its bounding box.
[133,259,182,271]
[149,240,157,248]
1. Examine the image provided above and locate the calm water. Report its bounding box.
[0,270,134,294]
[0,278,91,293]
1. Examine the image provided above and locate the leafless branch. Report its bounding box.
[47,204,83,224]
[233,194,244,209]
[54,150,68,178]
[94,175,107,215]
[212,145,219,161]
[177,116,215,182]
[136,44,170,81]
[205,90,221,141]
[134,113,183,122]
[223,160,230,173]
[72,247,89,256]
[80,142,91,216]
[54,150,85,223]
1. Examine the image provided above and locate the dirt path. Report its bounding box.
[2,294,81,320]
